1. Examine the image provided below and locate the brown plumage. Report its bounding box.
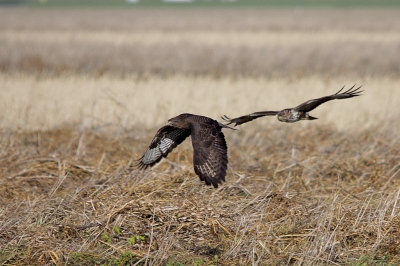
[137,113,235,188]
[222,85,363,126]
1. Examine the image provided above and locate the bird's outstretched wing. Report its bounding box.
[137,125,190,169]
[189,117,229,188]
[293,84,363,112]
[221,111,279,126]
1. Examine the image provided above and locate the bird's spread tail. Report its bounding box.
[304,115,318,120]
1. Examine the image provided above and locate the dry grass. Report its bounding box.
[1,7,400,266]
[1,123,399,265]
[1,73,400,132]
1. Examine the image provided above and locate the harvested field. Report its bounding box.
[1,121,400,265]
[1,8,400,77]
[1,7,400,266]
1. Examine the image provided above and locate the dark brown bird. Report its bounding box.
[222,85,363,126]
[137,113,235,188]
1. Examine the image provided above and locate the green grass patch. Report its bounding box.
[70,252,105,265]
[108,252,138,266]
[128,235,146,246]
[352,254,397,266]
[69,252,139,266]
[113,226,122,236]
[101,233,112,243]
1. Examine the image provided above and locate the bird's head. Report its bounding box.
[277,109,291,122]
[277,115,284,122]
[166,113,191,129]
[166,118,179,127]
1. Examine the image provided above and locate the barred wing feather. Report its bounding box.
[137,126,190,169]
[191,122,228,188]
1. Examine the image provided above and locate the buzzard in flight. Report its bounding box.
[137,113,234,188]
[222,85,363,126]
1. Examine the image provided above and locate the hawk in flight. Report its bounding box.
[137,113,234,188]
[222,85,363,126]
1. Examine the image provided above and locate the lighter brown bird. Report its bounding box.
[222,85,363,126]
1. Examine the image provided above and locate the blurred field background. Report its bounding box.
[1,2,400,266]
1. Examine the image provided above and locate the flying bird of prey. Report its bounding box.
[137,113,235,188]
[222,85,363,126]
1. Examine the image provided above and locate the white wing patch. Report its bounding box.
[142,148,162,164]
[142,137,174,164]
[159,137,174,155]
